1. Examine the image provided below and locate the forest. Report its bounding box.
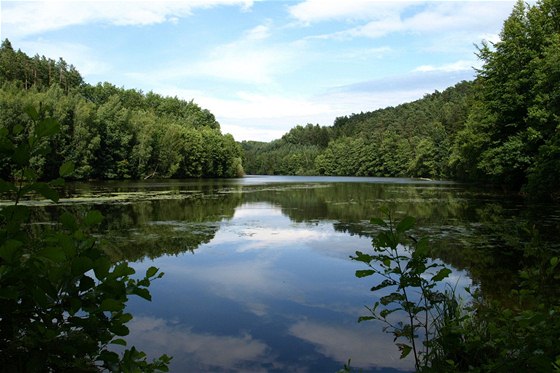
[1,1,558,200]
[243,0,560,200]
[0,39,244,181]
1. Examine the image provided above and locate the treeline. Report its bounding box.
[242,81,472,179]
[243,0,559,199]
[0,39,243,181]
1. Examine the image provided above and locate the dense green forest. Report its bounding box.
[243,0,559,200]
[243,81,472,179]
[2,0,558,200]
[0,39,244,181]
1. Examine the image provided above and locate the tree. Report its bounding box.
[452,0,560,195]
[0,110,171,371]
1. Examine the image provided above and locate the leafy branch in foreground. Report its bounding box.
[351,208,458,372]
[352,208,560,372]
[0,108,171,372]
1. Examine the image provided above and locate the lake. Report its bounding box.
[16,176,560,372]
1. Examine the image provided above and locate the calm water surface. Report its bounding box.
[19,176,560,372]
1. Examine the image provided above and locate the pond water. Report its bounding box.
[18,176,560,372]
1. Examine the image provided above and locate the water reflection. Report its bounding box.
[126,316,272,372]
[126,202,414,372]
[9,176,559,372]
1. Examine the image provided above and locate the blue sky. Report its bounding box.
[1,0,519,141]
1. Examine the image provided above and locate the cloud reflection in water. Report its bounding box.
[127,316,276,372]
[126,202,438,372]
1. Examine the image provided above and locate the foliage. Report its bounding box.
[353,209,560,372]
[0,41,244,181]
[0,110,171,371]
[244,0,559,200]
[242,137,323,175]
[242,81,473,179]
[451,0,560,198]
[351,209,455,371]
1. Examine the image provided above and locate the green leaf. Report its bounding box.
[414,237,430,257]
[146,266,159,278]
[111,338,127,346]
[396,216,415,233]
[60,212,77,230]
[93,257,111,279]
[358,316,375,322]
[25,105,39,120]
[59,161,75,177]
[397,343,412,359]
[351,251,374,264]
[133,287,152,301]
[2,205,29,229]
[380,292,405,306]
[13,144,30,166]
[380,308,398,318]
[49,177,64,187]
[84,210,103,226]
[0,180,17,193]
[109,324,130,336]
[119,313,133,324]
[12,123,24,135]
[29,182,59,203]
[100,298,124,312]
[72,257,93,276]
[432,268,452,282]
[23,168,38,181]
[80,276,95,291]
[370,217,387,227]
[35,117,60,138]
[382,257,391,267]
[39,246,66,261]
[112,262,135,277]
[355,269,375,278]
[0,240,23,262]
[371,279,397,291]
[98,350,120,363]
[0,287,19,300]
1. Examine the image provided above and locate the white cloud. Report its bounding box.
[289,321,413,370]
[127,316,272,372]
[289,1,412,24]
[1,0,255,38]
[413,59,479,73]
[290,1,515,40]
[245,23,272,41]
